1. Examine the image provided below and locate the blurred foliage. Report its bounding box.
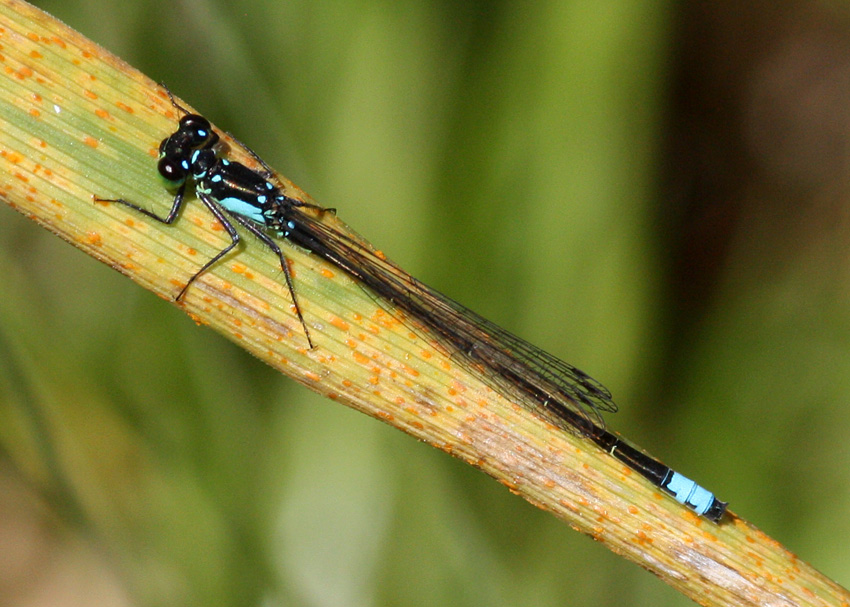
[1,0,850,605]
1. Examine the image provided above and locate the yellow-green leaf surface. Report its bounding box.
[1,1,848,607]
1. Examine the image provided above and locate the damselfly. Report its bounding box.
[95,87,727,522]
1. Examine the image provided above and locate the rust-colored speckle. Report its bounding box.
[368,376,379,385]
[374,249,387,260]
[304,371,320,382]
[352,312,362,321]
[696,525,719,541]
[320,267,334,279]
[633,531,652,546]
[28,108,39,118]
[559,499,580,515]
[402,365,419,377]
[232,318,243,327]
[28,50,42,59]
[352,350,369,365]
[285,258,298,278]
[83,89,97,100]
[85,232,103,246]
[409,421,424,430]
[376,411,394,422]
[182,313,203,326]
[81,50,92,59]
[344,339,357,349]
[800,588,818,600]
[14,172,28,183]
[185,247,197,256]
[628,505,639,515]
[231,262,247,274]
[499,478,519,491]
[330,316,349,331]
[30,93,41,103]
[116,101,134,114]
[38,140,47,149]
[3,151,22,163]
[341,379,353,387]
[83,136,99,148]
[94,108,109,120]
[26,32,38,42]
[544,479,556,489]
[447,387,457,396]
[16,66,32,79]
[393,396,405,405]
[233,332,244,340]
[420,349,432,359]
[51,37,67,49]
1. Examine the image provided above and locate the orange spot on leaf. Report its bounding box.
[330,316,349,331]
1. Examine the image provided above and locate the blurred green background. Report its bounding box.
[2,0,850,605]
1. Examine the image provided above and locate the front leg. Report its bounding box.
[94,182,188,225]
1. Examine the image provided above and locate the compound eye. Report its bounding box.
[158,157,187,183]
[180,115,213,146]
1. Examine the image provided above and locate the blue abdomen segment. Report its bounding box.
[591,431,727,522]
[663,472,719,516]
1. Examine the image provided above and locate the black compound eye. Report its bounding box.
[158,157,187,183]
[179,114,214,146]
